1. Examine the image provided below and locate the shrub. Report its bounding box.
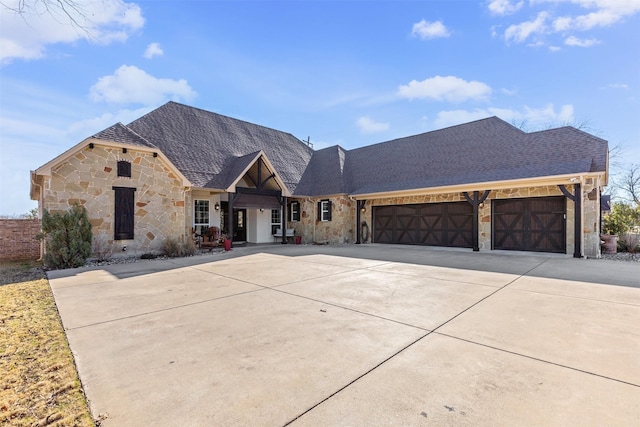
[618,233,640,253]
[162,237,196,258]
[92,234,113,262]
[162,237,182,258]
[602,203,640,236]
[38,205,92,269]
[181,239,196,257]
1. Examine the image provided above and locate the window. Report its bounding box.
[194,200,210,235]
[117,160,131,178]
[317,200,332,222]
[113,187,135,240]
[289,201,300,222]
[271,208,281,234]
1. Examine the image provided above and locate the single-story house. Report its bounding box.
[30,101,608,258]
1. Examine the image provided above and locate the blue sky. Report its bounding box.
[1,0,639,215]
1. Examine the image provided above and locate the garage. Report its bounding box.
[373,202,473,247]
[492,196,566,253]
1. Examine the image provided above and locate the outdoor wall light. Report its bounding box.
[478,202,485,208]
[360,207,366,213]
[214,202,220,211]
[122,148,127,154]
[88,143,94,149]
[259,208,264,212]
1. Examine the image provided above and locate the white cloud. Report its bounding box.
[606,83,629,90]
[90,65,197,105]
[434,103,574,129]
[548,1,640,31]
[0,0,144,64]
[495,0,640,45]
[411,20,451,40]
[143,42,163,59]
[356,116,390,134]
[564,35,601,46]
[504,11,548,43]
[488,0,524,16]
[398,75,492,103]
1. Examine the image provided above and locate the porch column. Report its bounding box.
[227,193,234,244]
[463,190,490,252]
[281,196,288,244]
[559,184,582,258]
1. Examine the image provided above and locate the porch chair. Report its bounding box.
[200,226,221,251]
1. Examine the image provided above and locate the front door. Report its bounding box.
[233,209,246,242]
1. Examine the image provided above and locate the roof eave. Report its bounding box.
[350,172,607,200]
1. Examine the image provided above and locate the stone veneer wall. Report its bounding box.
[290,196,355,244]
[42,145,186,256]
[360,183,601,256]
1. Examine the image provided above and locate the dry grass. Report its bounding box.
[0,261,94,426]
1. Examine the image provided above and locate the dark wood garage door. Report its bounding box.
[492,196,566,253]
[373,202,473,248]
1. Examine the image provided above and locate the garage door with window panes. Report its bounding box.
[373,202,473,248]
[492,196,566,253]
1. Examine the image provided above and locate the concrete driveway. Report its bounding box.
[48,245,640,426]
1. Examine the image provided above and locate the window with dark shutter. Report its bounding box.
[117,160,131,177]
[113,186,135,240]
[318,199,332,221]
[289,201,300,222]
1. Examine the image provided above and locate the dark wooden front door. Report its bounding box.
[233,209,246,242]
[373,202,473,248]
[492,196,565,253]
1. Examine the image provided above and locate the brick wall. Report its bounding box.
[0,219,41,261]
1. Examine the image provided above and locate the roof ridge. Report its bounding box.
[154,101,315,154]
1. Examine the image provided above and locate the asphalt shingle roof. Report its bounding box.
[335,117,606,195]
[92,123,156,148]
[91,103,608,198]
[125,102,314,191]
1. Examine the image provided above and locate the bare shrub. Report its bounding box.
[92,235,113,262]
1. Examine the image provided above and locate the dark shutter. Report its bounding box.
[317,202,322,221]
[113,186,135,240]
[327,200,332,221]
[117,161,131,177]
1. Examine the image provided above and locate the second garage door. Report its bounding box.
[373,202,473,247]
[492,196,566,253]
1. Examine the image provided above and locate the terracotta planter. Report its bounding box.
[223,239,231,251]
[295,235,302,245]
[601,234,618,254]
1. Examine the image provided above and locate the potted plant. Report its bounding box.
[221,234,232,251]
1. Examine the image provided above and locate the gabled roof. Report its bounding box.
[126,101,314,191]
[300,117,608,197]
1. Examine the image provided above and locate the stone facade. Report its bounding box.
[0,219,41,261]
[41,145,186,256]
[289,196,355,244]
